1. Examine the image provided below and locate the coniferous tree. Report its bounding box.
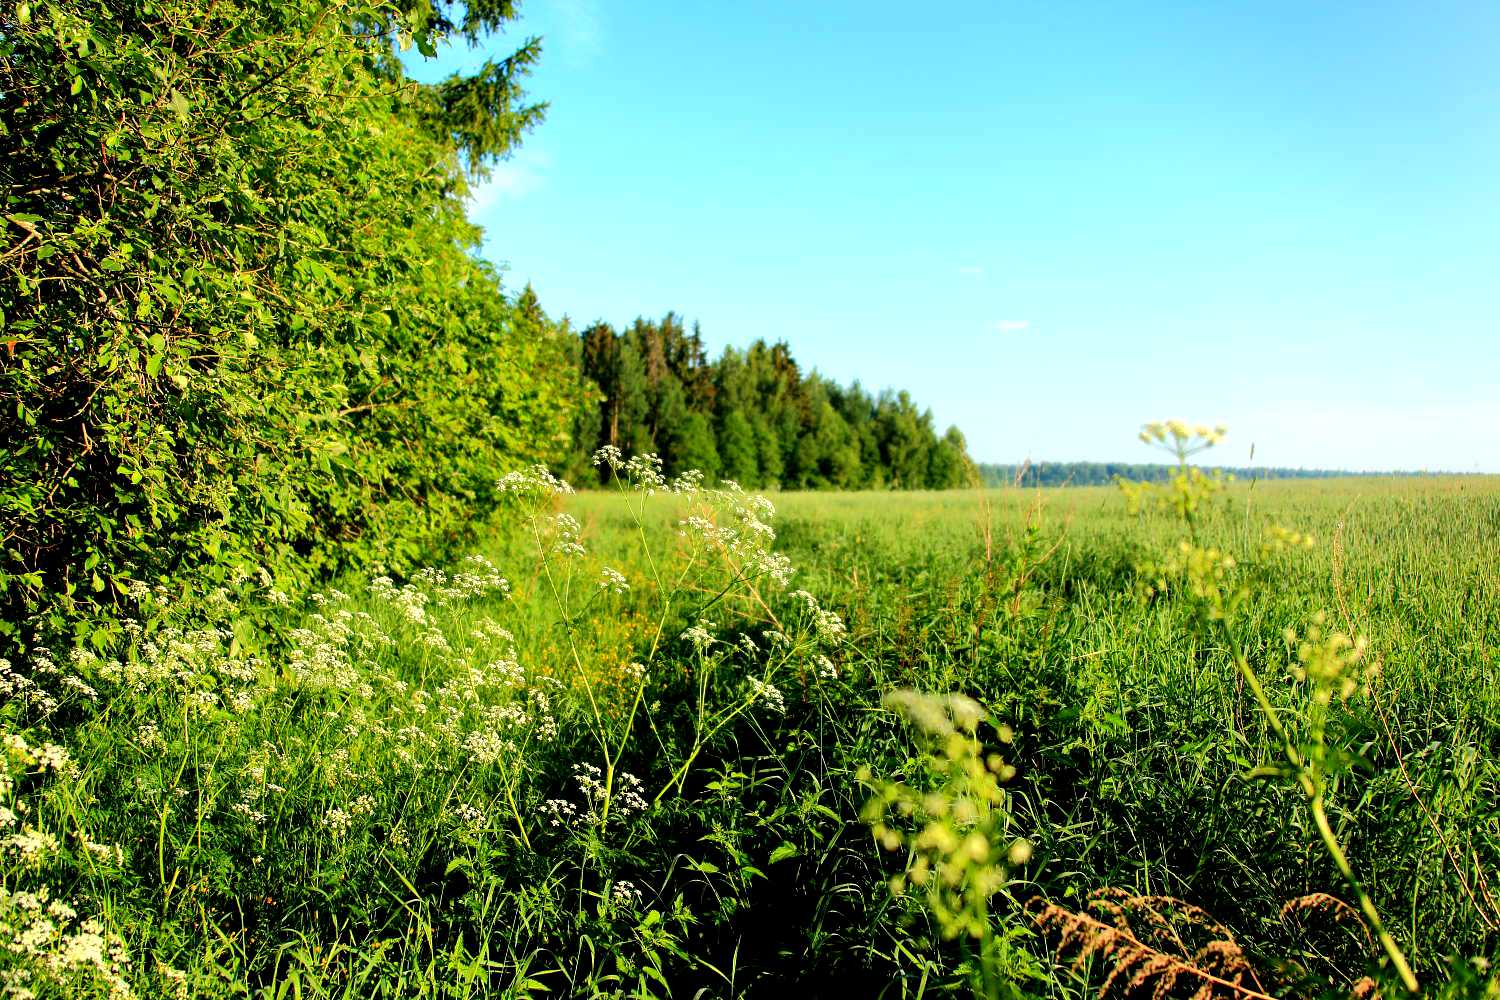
[564,323,971,490]
[717,410,760,485]
[616,338,654,457]
[672,412,722,480]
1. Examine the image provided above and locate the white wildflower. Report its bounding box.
[321,808,352,839]
[624,453,666,493]
[748,677,786,714]
[452,803,486,830]
[592,445,625,471]
[541,798,579,829]
[611,880,643,910]
[4,826,58,865]
[498,465,574,498]
[681,620,716,649]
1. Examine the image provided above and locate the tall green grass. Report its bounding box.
[3,461,1497,997]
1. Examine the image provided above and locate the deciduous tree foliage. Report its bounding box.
[0,0,585,645]
[572,316,974,491]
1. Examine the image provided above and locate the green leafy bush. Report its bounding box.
[0,0,585,649]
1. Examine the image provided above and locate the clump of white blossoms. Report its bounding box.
[592,444,625,470]
[136,723,165,754]
[668,469,705,494]
[321,808,353,839]
[676,484,796,589]
[788,590,847,642]
[747,677,786,714]
[414,556,511,606]
[0,658,60,719]
[567,763,648,826]
[1,730,80,871]
[541,798,579,829]
[498,464,575,498]
[0,886,136,999]
[370,576,430,625]
[4,826,58,866]
[598,567,629,594]
[610,880,644,911]
[4,733,76,778]
[623,454,666,494]
[452,802,487,831]
[681,620,717,650]
[75,623,263,718]
[549,512,587,558]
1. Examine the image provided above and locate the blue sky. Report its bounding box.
[409,1,1499,471]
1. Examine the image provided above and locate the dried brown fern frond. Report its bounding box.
[1278,892,1384,996]
[1028,895,1275,1000]
[1092,888,1243,959]
[1280,893,1375,952]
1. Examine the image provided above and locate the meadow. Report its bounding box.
[3,444,1498,998]
[8,4,1495,996]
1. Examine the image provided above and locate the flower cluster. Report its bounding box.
[370,576,430,625]
[623,454,666,493]
[592,447,672,494]
[681,620,716,650]
[415,556,511,605]
[610,880,643,911]
[0,886,135,999]
[452,803,487,831]
[1285,613,1374,706]
[498,464,575,498]
[79,626,263,722]
[787,590,847,642]
[860,690,1030,942]
[591,445,625,471]
[1139,420,1227,451]
[289,605,398,697]
[1135,540,1245,618]
[747,677,786,714]
[550,513,587,558]
[0,660,59,720]
[541,798,579,829]
[567,764,648,826]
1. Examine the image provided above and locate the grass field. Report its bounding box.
[5,458,1499,998]
[565,474,1500,991]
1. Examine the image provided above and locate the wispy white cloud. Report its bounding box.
[958,265,984,277]
[994,319,1030,333]
[466,150,552,218]
[550,0,604,66]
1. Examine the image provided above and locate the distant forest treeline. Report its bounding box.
[559,308,972,490]
[977,462,1423,488]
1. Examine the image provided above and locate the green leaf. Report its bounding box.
[768,843,800,864]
